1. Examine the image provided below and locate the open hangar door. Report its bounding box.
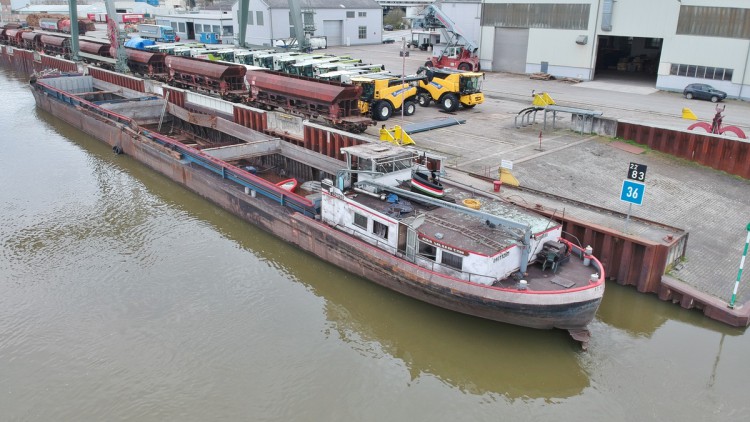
[594,36,662,82]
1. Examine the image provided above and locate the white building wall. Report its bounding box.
[231,3,381,47]
[440,1,482,49]
[480,0,750,98]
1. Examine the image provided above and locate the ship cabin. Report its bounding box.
[320,144,563,286]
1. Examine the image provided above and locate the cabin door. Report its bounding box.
[404,225,417,262]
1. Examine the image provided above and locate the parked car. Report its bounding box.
[683,83,727,102]
[384,25,393,31]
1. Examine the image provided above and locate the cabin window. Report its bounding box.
[346,11,355,18]
[195,24,202,33]
[171,22,177,31]
[373,220,388,239]
[257,11,264,26]
[213,25,220,34]
[359,12,367,17]
[223,26,233,35]
[418,241,437,261]
[358,26,367,39]
[353,212,368,230]
[246,11,254,25]
[441,251,464,271]
[178,22,186,32]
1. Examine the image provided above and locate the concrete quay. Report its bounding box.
[327,41,750,324]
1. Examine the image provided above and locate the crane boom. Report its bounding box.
[417,4,478,54]
[288,0,311,52]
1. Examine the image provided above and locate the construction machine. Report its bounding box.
[350,74,425,121]
[415,4,480,71]
[416,66,484,112]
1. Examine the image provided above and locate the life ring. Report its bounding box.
[463,198,481,210]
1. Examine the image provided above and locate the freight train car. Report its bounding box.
[126,48,167,79]
[4,29,25,47]
[40,34,69,57]
[165,55,247,101]
[21,31,43,50]
[0,24,23,45]
[245,70,373,133]
[79,39,111,58]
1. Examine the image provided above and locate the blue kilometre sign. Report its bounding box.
[620,180,645,206]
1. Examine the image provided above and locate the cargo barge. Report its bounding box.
[29,71,605,346]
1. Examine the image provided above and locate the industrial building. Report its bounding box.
[230,0,383,47]
[459,0,750,99]
[155,11,235,44]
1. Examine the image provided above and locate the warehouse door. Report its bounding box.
[491,28,529,73]
[323,20,343,46]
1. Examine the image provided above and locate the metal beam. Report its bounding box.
[68,0,79,61]
[238,0,249,47]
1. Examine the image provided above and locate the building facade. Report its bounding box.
[471,0,750,99]
[230,0,383,47]
[155,11,234,43]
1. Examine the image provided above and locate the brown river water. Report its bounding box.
[0,67,748,421]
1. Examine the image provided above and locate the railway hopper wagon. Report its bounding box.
[4,29,25,47]
[126,48,168,79]
[245,70,374,133]
[165,55,247,101]
[40,34,70,57]
[79,39,111,58]
[1,24,23,45]
[21,31,43,50]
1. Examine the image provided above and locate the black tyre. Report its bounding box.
[424,60,433,68]
[403,101,416,116]
[373,101,393,121]
[417,93,431,107]
[458,62,472,71]
[440,93,459,112]
[711,95,719,103]
[685,92,693,99]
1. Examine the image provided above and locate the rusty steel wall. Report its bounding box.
[88,67,145,93]
[303,126,366,161]
[40,55,76,73]
[617,122,750,179]
[163,86,185,108]
[233,105,267,132]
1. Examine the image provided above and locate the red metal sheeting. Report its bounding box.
[165,56,246,80]
[617,122,750,179]
[246,70,361,103]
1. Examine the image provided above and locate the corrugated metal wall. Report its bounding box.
[617,123,750,179]
[88,67,145,93]
[677,6,750,39]
[481,3,590,29]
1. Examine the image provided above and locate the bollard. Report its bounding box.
[493,180,502,192]
[590,273,600,283]
[583,245,593,266]
[518,280,528,290]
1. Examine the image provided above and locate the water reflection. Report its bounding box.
[598,281,744,338]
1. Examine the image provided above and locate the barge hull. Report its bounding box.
[31,83,603,332]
